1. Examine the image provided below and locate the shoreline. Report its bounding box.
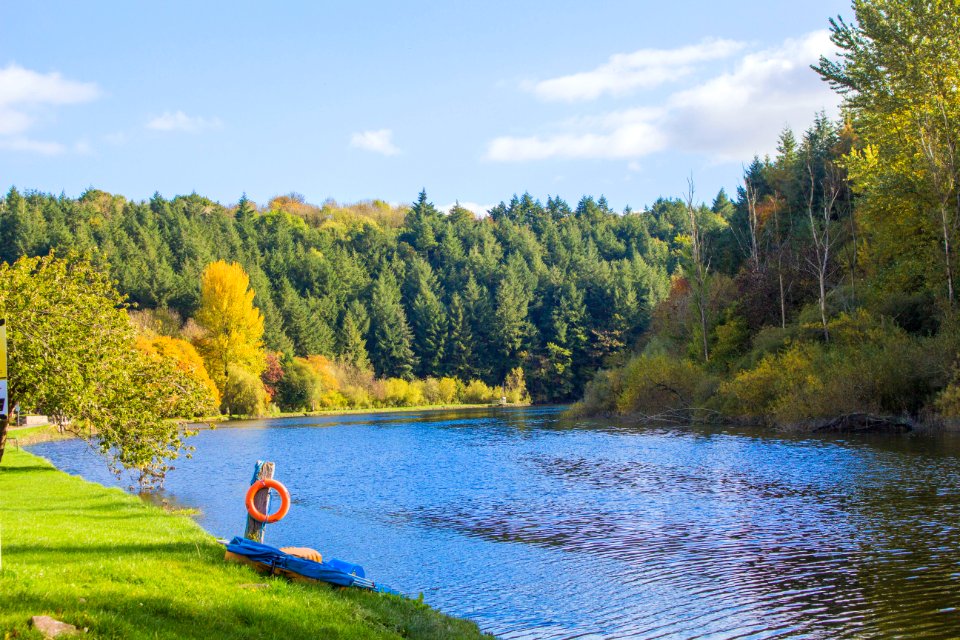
[196,402,522,425]
[8,402,533,447]
[0,447,492,639]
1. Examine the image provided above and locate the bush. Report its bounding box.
[137,334,221,407]
[382,378,425,407]
[422,378,442,404]
[719,311,943,423]
[504,367,530,404]
[436,377,460,404]
[570,369,621,416]
[224,365,269,417]
[461,380,500,404]
[615,354,715,417]
[275,358,321,411]
[339,384,374,408]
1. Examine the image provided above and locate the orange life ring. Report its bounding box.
[245,478,291,523]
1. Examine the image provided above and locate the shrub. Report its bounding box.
[339,384,374,409]
[461,380,500,404]
[504,367,530,404]
[574,369,622,416]
[615,354,713,417]
[436,377,460,404]
[137,334,221,407]
[719,311,942,423]
[275,358,321,411]
[224,365,269,417]
[420,377,461,405]
[382,378,425,407]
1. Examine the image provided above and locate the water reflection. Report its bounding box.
[29,406,960,638]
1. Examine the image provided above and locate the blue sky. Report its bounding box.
[0,1,850,214]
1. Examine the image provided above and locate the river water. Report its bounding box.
[28,406,960,638]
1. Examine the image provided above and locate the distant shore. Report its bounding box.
[7,402,531,447]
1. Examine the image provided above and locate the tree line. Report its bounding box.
[0,187,710,403]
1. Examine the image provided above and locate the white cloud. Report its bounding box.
[663,30,839,160]
[0,64,98,153]
[0,64,99,109]
[350,128,400,156]
[147,111,222,133]
[530,38,744,102]
[439,201,494,217]
[0,137,67,155]
[487,31,839,164]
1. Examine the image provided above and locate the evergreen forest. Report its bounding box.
[0,187,682,404]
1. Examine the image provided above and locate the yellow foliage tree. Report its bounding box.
[137,335,221,407]
[193,261,266,398]
[303,355,340,392]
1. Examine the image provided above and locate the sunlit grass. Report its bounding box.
[0,448,490,639]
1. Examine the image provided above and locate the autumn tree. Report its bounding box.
[194,260,266,412]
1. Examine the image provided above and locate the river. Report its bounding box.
[28,406,960,638]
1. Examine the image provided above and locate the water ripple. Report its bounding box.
[29,407,960,639]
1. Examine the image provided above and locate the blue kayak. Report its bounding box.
[225,536,399,594]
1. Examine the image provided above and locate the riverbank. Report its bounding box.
[5,403,524,448]
[0,448,491,639]
[210,402,512,423]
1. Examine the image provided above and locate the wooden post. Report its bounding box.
[244,460,275,543]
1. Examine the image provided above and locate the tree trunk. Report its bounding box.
[940,203,955,306]
[819,268,829,342]
[0,392,13,464]
[698,293,710,363]
[779,270,786,329]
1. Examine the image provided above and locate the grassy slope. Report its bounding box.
[0,449,491,639]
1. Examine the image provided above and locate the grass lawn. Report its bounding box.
[0,448,492,639]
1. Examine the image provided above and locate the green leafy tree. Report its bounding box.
[815,0,960,306]
[0,254,216,487]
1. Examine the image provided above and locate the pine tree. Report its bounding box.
[338,301,371,369]
[555,284,589,389]
[278,280,332,356]
[401,190,441,256]
[369,273,417,379]
[410,283,446,377]
[444,292,473,378]
[494,268,531,379]
[462,274,493,380]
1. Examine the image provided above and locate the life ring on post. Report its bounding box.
[245,479,291,523]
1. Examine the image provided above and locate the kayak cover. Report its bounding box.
[226,536,398,594]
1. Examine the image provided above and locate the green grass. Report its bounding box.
[4,424,71,447]
[0,448,492,639]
